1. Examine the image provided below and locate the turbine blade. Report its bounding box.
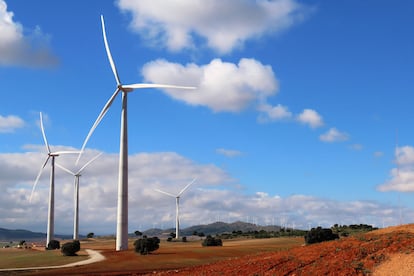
[101,15,121,85]
[123,83,196,90]
[30,156,50,202]
[77,152,103,174]
[76,88,120,164]
[39,112,51,153]
[178,177,197,196]
[56,162,75,175]
[53,150,81,155]
[154,188,176,198]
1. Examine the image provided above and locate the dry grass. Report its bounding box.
[0,247,89,268]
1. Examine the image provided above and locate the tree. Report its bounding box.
[133,236,160,255]
[134,230,142,236]
[47,240,60,250]
[304,227,339,244]
[202,235,222,247]
[87,232,94,238]
[61,240,81,256]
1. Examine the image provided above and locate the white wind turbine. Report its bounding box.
[56,152,102,240]
[155,178,197,240]
[30,112,80,246]
[77,15,196,251]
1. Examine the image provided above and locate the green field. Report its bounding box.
[0,248,89,269]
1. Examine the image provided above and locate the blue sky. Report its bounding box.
[1,0,414,235]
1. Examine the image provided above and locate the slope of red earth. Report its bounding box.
[151,225,414,276]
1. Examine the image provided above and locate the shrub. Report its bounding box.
[182,236,187,242]
[61,240,81,256]
[134,236,160,255]
[202,235,222,247]
[304,227,339,244]
[46,239,60,250]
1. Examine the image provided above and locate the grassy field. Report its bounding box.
[0,236,304,274]
[0,248,89,268]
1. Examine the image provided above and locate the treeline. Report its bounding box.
[331,224,378,237]
[216,228,307,239]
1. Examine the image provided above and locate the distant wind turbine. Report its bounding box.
[155,178,197,239]
[56,152,102,240]
[77,15,196,251]
[30,112,80,246]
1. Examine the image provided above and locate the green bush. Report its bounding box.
[47,239,60,250]
[304,227,339,244]
[61,240,81,256]
[134,237,160,255]
[202,235,222,247]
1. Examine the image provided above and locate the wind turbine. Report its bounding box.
[30,112,80,247]
[155,178,197,240]
[77,15,196,251]
[56,152,102,240]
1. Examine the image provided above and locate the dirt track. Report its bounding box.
[7,225,414,275]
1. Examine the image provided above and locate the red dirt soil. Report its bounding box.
[16,224,414,275]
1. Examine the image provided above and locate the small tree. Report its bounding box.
[47,240,60,250]
[135,230,142,237]
[304,227,339,244]
[87,232,94,238]
[61,240,81,256]
[18,240,26,248]
[134,236,160,255]
[202,235,222,247]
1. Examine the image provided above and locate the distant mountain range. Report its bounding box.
[1,221,283,241]
[0,228,76,241]
[142,221,283,237]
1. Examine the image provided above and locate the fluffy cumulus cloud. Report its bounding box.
[319,128,349,143]
[378,146,414,192]
[0,0,57,67]
[0,147,406,234]
[142,58,278,112]
[116,0,311,53]
[297,109,324,128]
[0,114,24,133]
[257,103,292,123]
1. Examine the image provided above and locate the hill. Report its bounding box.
[141,221,283,237]
[0,227,76,241]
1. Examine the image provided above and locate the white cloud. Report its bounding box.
[378,146,414,192]
[0,114,24,133]
[0,0,57,67]
[0,147,406,234]
[257,103,292,123]
[297,109,324,128]
[116,0,311,53]
[319,128,349,142]
[216,148,242,158]
[395,146,414,166]
[142,58,278,112]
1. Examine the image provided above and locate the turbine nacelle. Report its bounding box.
[119,85,133,93]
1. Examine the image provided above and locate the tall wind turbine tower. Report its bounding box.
[155,178,197,239]
[30,112,79,246]
[77,15,195,251]
[56,153,102,240]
